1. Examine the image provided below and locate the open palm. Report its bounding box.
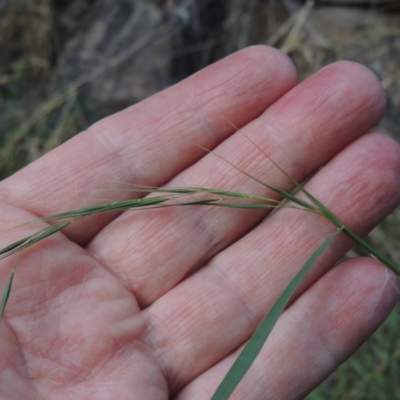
[0,46,399,399]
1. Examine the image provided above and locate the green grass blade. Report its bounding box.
[0,237,29,256]
[144,187,282,203]
[0,195,279,262]
[279,177,400,275]
[42,196,176,222]
[341,226,400,276]
[0,221,71,260]
[240,133,400,276]
[0,266,15,321]
[28,221,71,243]
[0,223,70,260]
[211,227,343,400]
[0,221,71,320]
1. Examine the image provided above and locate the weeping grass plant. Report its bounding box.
[0,137,398,399]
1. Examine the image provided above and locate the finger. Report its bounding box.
[88,61,387,305]
[141,133,400,392]
[0,46,296,244]
[176,258,399,399]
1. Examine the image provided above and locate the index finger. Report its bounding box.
[0,46,297,244]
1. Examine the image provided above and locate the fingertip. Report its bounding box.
[364,133,400,191]
[189,45,298,108]
[239,45,298,88]
[318,60,387,121]
[324,59,384,85]
[316,257,398,359]
[329,132,400,220]
[337,257,399,313]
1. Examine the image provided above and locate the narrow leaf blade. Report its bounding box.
[211,227,343,400]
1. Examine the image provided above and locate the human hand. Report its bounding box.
[0,46,399,399]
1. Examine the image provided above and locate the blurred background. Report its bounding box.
[0,0,399,398]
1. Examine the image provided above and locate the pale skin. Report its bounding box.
[0,46,399,399]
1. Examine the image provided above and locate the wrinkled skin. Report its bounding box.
[0,46,399,399]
